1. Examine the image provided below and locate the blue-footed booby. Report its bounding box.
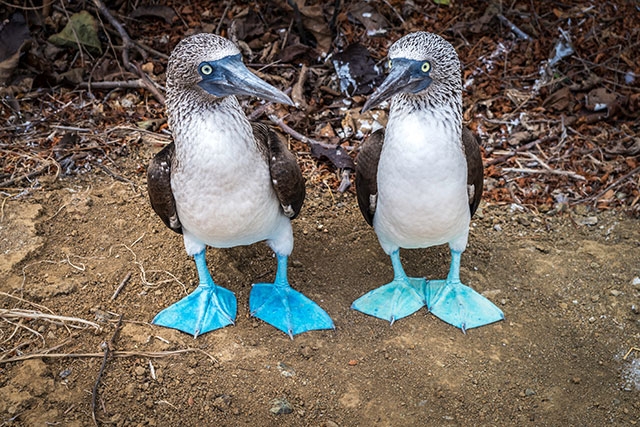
[147,33,334,338]
[353,32,504,331]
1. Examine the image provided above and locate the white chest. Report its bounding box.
[171,109,283,247]
[374,110,471,251]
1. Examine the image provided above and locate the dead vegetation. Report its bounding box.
[0,0,638,212]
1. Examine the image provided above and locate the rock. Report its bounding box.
[575,216,598,226]
[525,388,536,396]
[610,289,621,296]
[277,362,295,377]
[212,394,232,411]
[270,397,293,415]
[134,366,146,376]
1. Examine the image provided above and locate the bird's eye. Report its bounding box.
[421,61,431,73]
[200,64,213,75]
[388,59,392,69]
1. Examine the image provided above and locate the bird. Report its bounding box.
[353,32,504,332]
[147,33,334,338]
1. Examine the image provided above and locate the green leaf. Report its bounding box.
[48,10,102,54]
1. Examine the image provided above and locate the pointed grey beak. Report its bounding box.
[362,59,432,112]
[198,54,293,106]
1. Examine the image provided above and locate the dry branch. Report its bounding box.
[0,309,101,330]
[90,0,165,104]
[92,314,123,426]
[0,348,218,365]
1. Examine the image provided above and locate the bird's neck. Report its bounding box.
[389,91,462,142]
[391,89,461,121]
[167,94,254,151]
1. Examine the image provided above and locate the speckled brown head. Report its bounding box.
[363,32,462,113]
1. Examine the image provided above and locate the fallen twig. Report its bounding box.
[267,113,354,191]
[502,166,585,181]
[267,114,340,150]
[0,162,56,188]
[582,165,640,203]
[485,135,558,166]
[92,314,123,426]
[623,347,639,360]
[0,309,101,331]
[111,272,132,301]
[91,0,165,104]
[78,79,150,90]
[497,13,532,41]
[0,348,218,365]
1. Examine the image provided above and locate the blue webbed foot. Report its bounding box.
[249,255,334,338]
[424,250,504,332]
[351,277,426,324]
[153,250,236,337]
[352,250,426,324]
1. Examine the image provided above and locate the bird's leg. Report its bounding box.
[424,249,504,332]
[250,254,334,338]
[352,250,427,324]
[152,249,237,337]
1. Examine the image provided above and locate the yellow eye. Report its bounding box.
[421,61,431,73]
[200,64,213,75]
[388,59,392,69]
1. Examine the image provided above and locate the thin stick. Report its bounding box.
[92,314,123,427]
[78,79,149,90]
[485,135,558,166]
[497,13,532,41]
[216,1,231,35]
[623,347,639,360]
[583,165,640,203]
[267,113,337,150]
[90,0,165,104]
[502,167,585,181]
[111,272,132,301]
[0,163,52,188]
[0,309,101,330]
[0,348,218,364]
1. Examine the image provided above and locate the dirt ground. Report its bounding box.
[1,148,639,426]
[1,1,639,425]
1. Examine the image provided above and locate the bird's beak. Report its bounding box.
[198,54,293,106]
[362,59,432,112]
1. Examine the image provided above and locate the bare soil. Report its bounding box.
[1,150,639,426]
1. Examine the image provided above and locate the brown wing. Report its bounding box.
[355,129,385,226]
[147,142,182,234]
[462,126,484,217]
[252,123,305,219]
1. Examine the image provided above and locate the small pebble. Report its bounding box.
[493,224,503,232]
[277,362,296,377]
[525,388,536,396]
[571,377,581,384]
[609,289,621,297]
[270,398,293,415]
[134,366,146,376]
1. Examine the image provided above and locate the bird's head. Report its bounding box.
[166,33,292,106]
[362,32,461,112]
